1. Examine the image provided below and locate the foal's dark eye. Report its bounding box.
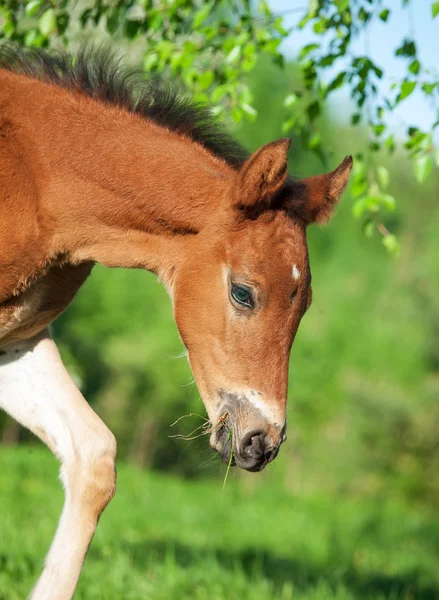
[231,284,254,309]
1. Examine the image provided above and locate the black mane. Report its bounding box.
[0,44,250,169]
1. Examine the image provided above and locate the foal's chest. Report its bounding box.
[0,262,93,348]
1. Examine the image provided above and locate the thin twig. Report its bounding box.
[377,222,391,237]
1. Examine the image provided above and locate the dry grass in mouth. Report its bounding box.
[169,412,234,492]
[169,413,212,441]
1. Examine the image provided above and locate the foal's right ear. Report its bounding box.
[295,155,353,225]
[232,138,290,210]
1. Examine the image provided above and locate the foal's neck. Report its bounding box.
[0,77,230,282]
[1,70,237,306]
[43,97,233,277]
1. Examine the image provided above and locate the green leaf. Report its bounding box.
[379,193,396,211]
[264,39,282,54]
[313,19,327,34]
[243,41,256,59]
[408,60,420,75]
[358,7,370,23]
[435,147,439,167]
[351,113,361,125]
[401,80,416,99]
[273,16,288,36]
[194,92,209,104]
[422,82,437,95]
[405,130,429,151]
[231,106,242,124]
[24,29,45,47]
[413,155,432,183]
[352,158,366,181]
[363,219,375,239]
[144,53,158,71]
[341,9,352,25]
[365,194,381,213]
[149,12,163,32]
[125,19,140,39]
[57,10,69,35]
[299,43,319,60]
[397,80,416,103]
[351,178,367,198]
[379,9,390,21]
[384,135,395,153]
[193,3,212,29]
[352,197,368,219]
[38,8,57,36]
[198,71,214,90]
[308,0,319,17]
[125,5,146,21]
[259,0,271,18]
[227,46,241,64]
[306,101,320,121]
[25,0,44,17]
[377,166,389,190]
[211,85,228,104]
[183,40,197,55]
[282,116,296,134]
[432,1,439,18]
[241,103,257,120]
[327,71,346,92]
[308,132,321,149]
[298,13,312,29]
[283,93,298,108]
[107,9,122,34]
[319,54,338,67]
[395,39,416,57]
[382,234,400,257]
[335,0,349,11]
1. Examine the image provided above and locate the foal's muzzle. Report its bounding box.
[210,392,287,472]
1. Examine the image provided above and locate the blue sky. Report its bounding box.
[270,0,438,136]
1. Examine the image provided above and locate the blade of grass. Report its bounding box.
[221,428,233,495]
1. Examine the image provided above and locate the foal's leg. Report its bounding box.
[0,329,117,600]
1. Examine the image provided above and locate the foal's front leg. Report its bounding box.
[0,330,117,600]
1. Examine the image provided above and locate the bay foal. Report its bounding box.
[0,46,352,599]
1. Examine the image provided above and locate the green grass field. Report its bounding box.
[0,447,437,600]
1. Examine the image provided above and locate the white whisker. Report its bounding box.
[165,350,188,360]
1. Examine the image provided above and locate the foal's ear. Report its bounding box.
[296,155,353,224]
[232,138,291,209]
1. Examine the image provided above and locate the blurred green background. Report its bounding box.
[1,3,439,598]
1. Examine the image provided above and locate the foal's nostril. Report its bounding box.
[241,430,265,460]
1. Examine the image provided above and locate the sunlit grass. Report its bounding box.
[0,446,438,600]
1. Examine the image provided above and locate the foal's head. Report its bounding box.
[172,139,352,471]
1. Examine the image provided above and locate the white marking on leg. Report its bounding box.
[0,330,116,600]
[292,264,301,281]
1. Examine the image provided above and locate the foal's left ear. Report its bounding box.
[296,155,353,224]
[232,138,291,210]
